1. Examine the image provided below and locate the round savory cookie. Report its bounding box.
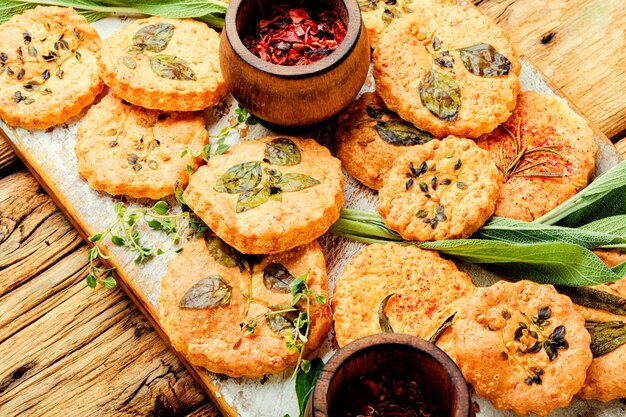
[0,6,103,129]
[377,137,500,241]
[453,280,592,416]
[373,2,521,138]
[332,243,475,350]
[183,136,344,254]
[476,91,597,221]
[335,92,435,190]
[97,17,225,111]
[75,93,207,199]
[158,237,331,378]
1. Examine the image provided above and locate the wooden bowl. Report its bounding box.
[307,334,474,417]
[219,0,371,127]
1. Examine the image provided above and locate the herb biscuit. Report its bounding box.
[97,17,225,111]
[158,237,331,378]
[75,93,207,199]
[453,280,592,416]
[0,6,103,130]
[377,137,500,241]
[332,243,475,350]
[335,92,435,190]
[373,2,521,138]
[476,91,597,221]
[183,136,344,254]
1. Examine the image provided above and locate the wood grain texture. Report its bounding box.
[0,169,217,417]
[475,0,626,140]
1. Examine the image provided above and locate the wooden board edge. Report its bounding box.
[0,127,239,417]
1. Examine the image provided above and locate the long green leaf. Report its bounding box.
[295,358,324,417]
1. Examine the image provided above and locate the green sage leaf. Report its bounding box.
[587,321,626,357]
[295,357,324,417]
[374,120,434,146]
[149,54,197,81]
[267,308,298,337]
[428,313,455,344]
[205,235,238,268]
[378,293,395,333]
[214,161,262,193]
[459,43,512,77]
[263,263,295,293]
[133,23,174,52]
[556,286,626,315]
[236,187,270,213]
[276,173,320,192]
[179,275,232,309]
[264,138,301,166]
[418,68,461,121]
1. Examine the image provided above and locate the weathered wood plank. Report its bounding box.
[0,133,18,171]
[476,0,626,140]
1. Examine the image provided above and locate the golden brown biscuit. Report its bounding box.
[373,2,521,138]
[453,280,592,416]
[0,6,103,129]
[97,17,225,111]
[476,91,597,221]
[335,92,435,190]
[377,137,500,241]
[158,237,331,378]
[332,243,475,347]
[75,93,207,199]
[183,136,344,254]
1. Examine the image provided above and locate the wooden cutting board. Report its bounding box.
[1,11,624,417]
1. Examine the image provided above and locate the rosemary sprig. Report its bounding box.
[496,118,567,183]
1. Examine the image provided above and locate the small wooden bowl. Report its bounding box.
[307,334,474,417]
[219,0,371,127]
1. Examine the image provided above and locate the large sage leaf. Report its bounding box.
[587,321,626,357]
[264,138,301,166]
[556,286,626,315]
[179,276,231,309]
[295,358,324,417]
[149,54,197,81]
[459,43,511,77]
[133,23,174,52]
[418,68,461,121]
[214,162,262,193]
[378,293,395,333]
[276,173,320,192]
[236,187,270,213]
[205,235,238,268]
[263,263,295,293]
[374,121,434,146]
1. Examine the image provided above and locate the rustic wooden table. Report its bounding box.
[0,1,624,416]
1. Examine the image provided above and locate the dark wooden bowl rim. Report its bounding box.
[224,0,363,78]
[312,333,472,417]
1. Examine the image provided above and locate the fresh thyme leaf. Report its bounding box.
[419,68,461,121]
[374,121,434,146]
[263,263,295,293]
[149,54,197,81]
[133,23,174,52]
[459,43,512,77]
[275,173,320,192]
[378,293,395,333]
[586,321,626,357]
[179,275,232,309]
[236,187,270,213]
[556,286,626,315]
[264,138,301,166]
[152,201,169,215]
[214,161,262,193]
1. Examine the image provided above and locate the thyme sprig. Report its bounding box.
[496,118,567,183]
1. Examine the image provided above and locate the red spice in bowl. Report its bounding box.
[242,3,347,66]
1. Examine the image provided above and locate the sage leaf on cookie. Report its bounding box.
[378,293,395,333]
[133,23,174,52]
[419,68,461,121]
[149,54,197,80]
[267,308,298,337]
[179,275,232,309]
[459,43,511,77]
[374,120,434,146]
[236,187,270,213]
[429,313,455,344]
[264,138,301,165]
[264,263,295,293]
[276,173,320,192]
[214,161,262,193]
[586,321,626,357]
[205,235,239,268]
[556,286,626,315]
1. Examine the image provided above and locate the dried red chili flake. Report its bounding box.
[243,3,347,66]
